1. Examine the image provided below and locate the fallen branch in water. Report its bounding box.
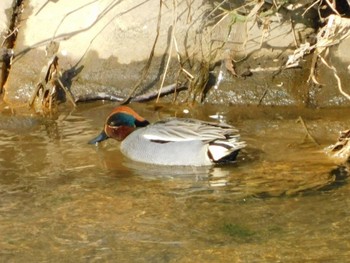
[325,129,350,163]
[75,83,187,102]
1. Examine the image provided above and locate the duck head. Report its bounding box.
[89,106,150,144]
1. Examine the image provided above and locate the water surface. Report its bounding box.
[0,102,350,262]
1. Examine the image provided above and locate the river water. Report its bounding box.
[0,102,350,262]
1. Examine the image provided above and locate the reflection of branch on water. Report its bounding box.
[296,116,319,146]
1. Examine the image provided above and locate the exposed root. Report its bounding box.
[325,129,350,163]
[1,26,20,47]
[286,15,350,85]
[330,64,350,101]
[29,41,76,115]
[316,54,350,101]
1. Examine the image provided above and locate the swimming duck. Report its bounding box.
[89,106,246,166]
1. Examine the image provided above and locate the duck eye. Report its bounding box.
[107,112,134,127]
[109,120,124,127]
[107,115,121,126]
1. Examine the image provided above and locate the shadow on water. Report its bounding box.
[1,102,350,262]
[317,164,350,192]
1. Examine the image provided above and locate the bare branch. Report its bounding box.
[332,66,350,101]
[156,0,177,103]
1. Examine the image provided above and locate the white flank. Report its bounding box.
[208,145,231,161]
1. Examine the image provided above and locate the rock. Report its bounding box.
[3,0,209,106]
[0,0,14,90]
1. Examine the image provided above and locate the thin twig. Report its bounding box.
[206,0,229,20]
[290,18,298,48]
[57,72,77,107]
[257,89,268,106]
[330,65,350,101]
[209,2,251,32]
[156,0,177,103]
[243,0,264,50]
[324,0,341,16]
[317,54,350,101]
[120,0,163,104]
[302,0,320,17]
[172,36,194,80]
[53,0,104,40]
[14,0,149,62]
[297,116,320,146]
[1,27,20,47]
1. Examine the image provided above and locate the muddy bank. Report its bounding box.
[1,1,350,109]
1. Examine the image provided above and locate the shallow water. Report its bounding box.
[1,102,350,262]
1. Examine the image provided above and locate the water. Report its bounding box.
[0,102,350,262]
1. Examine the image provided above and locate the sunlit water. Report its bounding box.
[1,102,350,262]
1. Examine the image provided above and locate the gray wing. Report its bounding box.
[141,118,238,142]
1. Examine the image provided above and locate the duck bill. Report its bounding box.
[88,130,109,144]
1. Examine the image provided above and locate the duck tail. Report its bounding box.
[208,136,246,163]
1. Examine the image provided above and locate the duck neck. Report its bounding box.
[106,125,135,141]
[116,126,136,140]
[135,119,150,127]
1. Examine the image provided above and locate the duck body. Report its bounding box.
[89,106,246,166]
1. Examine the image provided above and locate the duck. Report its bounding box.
[89,106,246,166]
